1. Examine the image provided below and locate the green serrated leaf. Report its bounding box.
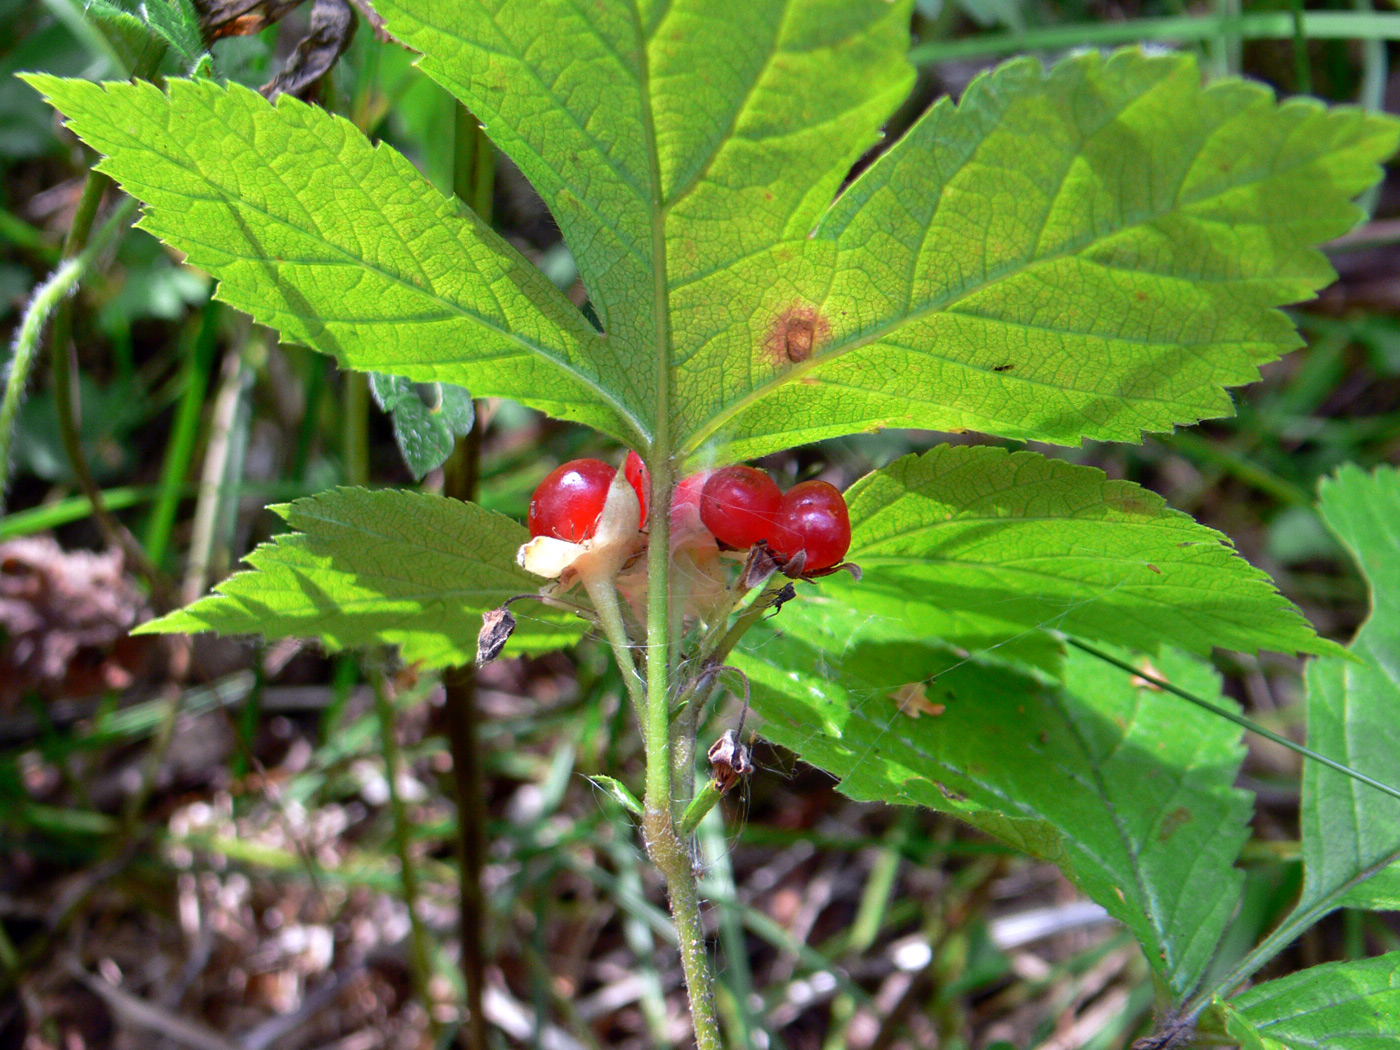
[30,14,1397,463]
[1223,951,1400,1049]
[735,632,1251,998]
[20,74,643,446]
[369,373,474,481]
[378,1,1398,460]
[676,49,1397,460]
[135,488,584,666]
[818,445,1333,658]
[1294,465,1400,915]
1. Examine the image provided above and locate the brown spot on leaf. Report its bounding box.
[892,683,944,719]
[765,302,829,369]
[1157,806,1193,843]
[1104,488,1154,516]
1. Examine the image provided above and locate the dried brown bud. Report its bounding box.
[707,730,754,795]
[476,607,517,664]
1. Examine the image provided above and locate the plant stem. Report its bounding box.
[639,463,724,1048]
[443,101,495,1050]
[43,174,169,601]
[343,370,369,486]
[1289,0,1313,94]
[707,577,789,669]
[0,205,59,262]
[453,103,496,220]
[583,574,648,719]
[1355,0,1388,215]
[0,245,100,500]
[644,805,723,1050]
[643,459,676,811]
[182,340,255,605]
[0,192,136,501]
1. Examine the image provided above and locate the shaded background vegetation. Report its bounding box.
[3,1,1400,1048]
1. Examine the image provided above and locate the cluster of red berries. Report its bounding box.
[527,457,851,573]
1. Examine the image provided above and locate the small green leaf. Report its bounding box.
[21,75,641,446]
[1294,465,1400,915]
[136,488,584,666]
[819,445,1332,659]
[587,775,644,817]
[737,631,1251,997]
[1223,951,1400,1049]
[368,373,474,481]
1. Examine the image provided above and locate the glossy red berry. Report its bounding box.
[700,466,783,549]
[528,458,616,542]
[624,450,650,528]
[770,480,851,572]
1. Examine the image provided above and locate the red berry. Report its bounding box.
[700,466,783,549]
[528,458,616,542]
[624,450,650,528]
[770,480,851,572]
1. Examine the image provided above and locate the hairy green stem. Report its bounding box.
[0,192,136,504]
[707,577,789,669]
[643,461,676,810]
[45,175,168,600]
[584,574,648,719]
[643,805,722,1050]
[640,460,724,1049]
